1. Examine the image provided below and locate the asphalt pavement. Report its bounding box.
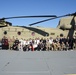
[0,50,76,75]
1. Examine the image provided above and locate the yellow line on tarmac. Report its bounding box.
[66,74,76,75]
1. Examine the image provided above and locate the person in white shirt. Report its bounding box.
[18,38,24,51]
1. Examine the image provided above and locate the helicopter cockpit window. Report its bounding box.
[6,21,12,26]
[17,31,21,35]
[0,20,4,23]
[4,31,7,35]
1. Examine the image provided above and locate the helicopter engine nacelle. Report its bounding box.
[60,24,72,30]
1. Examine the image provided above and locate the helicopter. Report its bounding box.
[0,12,76,40]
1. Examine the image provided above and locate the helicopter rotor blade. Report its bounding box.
[0,15,57,20]
[29,12,76,26]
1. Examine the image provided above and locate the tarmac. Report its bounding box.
[0,50,76,75]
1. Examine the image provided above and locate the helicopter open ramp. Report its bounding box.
[0,50,76,75]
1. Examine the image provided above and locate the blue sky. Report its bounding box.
[0,0,76,28]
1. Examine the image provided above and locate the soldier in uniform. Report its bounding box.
[56,41,61,51]
[61,42,66,50]
[46,39,50,51]
[52,40,57,51]
[8,36,15,50]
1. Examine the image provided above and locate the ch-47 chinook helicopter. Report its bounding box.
[0,12,76,40]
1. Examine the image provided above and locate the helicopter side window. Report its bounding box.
[17,31,21,35]
[60,33,63,37]
[4,31,7,35]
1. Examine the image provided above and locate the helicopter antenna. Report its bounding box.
[29,12,76,26]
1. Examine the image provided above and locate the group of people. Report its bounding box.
[0,35,76,51]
